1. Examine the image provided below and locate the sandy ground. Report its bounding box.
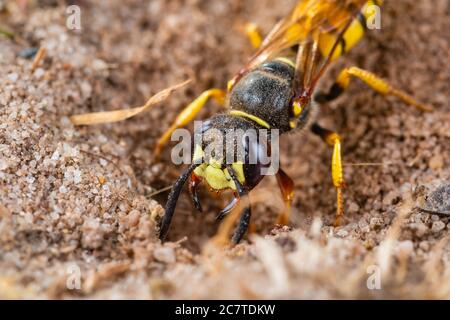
[0,0,449,299]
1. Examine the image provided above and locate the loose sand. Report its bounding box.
[0,0,449,299]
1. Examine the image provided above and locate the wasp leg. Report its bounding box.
[154,89,226,158]
[159,163,201,241]
[231,206,251,244]
[188,173,203,213]
[311,123,345,226]
[226,165,252,244]
[275,168,295,225]
[314,82,345,103]
[216,196,239,221]
[314,66,433,112]
[244,22,263,49]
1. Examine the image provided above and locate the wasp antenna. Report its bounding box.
[159,162,201,241]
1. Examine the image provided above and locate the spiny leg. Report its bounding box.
[314,82,345,104]
[231,206,251,244]
[226,165,252,244]
[275,168,295,225]
[314,66,433,112]
[154,89,226,158]
[311,123,345,226]
[159,163,201,241]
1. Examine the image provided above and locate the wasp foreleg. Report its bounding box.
[226,165,252,244]
[231,206,251,244]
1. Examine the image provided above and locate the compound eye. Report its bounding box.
[241,135,272,189]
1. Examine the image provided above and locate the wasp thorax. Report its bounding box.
[229,59,296,132]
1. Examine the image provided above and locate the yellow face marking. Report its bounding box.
[203,165,230,190]
[193,145,245,191]
[194,162,245,191]
[229,110,271,129]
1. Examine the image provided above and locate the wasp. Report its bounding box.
[71,0,432,244]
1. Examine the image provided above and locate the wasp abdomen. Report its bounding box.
[229,59,295,132]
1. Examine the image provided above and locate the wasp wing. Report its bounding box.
[238,0,368,94]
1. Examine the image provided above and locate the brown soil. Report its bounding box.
[0,0,449,299]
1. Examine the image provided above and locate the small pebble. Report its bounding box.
[431,220,446,233]
[7,73,18,82]
[348,202,360,213]
[127,210,141,227]
[336,229,348,238]
[0,159,8,171]
[51,150,60,161]
[73,169,82,184]
[419,241,430,251]
[34,68,45,78]
[369,217,383,230]
[18,47,39,59]
[153,247,176,264]
[396,240,414,257]
[413,223,429,238]
[382,191,398,206]
[428,155,444,170]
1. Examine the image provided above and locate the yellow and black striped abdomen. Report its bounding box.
[319,0,383,61]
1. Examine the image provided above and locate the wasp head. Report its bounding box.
[191,115,274,193]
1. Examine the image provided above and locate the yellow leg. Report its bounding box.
[311,124,345,226]
[336,67,433,112]
[154,89,226,158]
[244,22,263,49]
